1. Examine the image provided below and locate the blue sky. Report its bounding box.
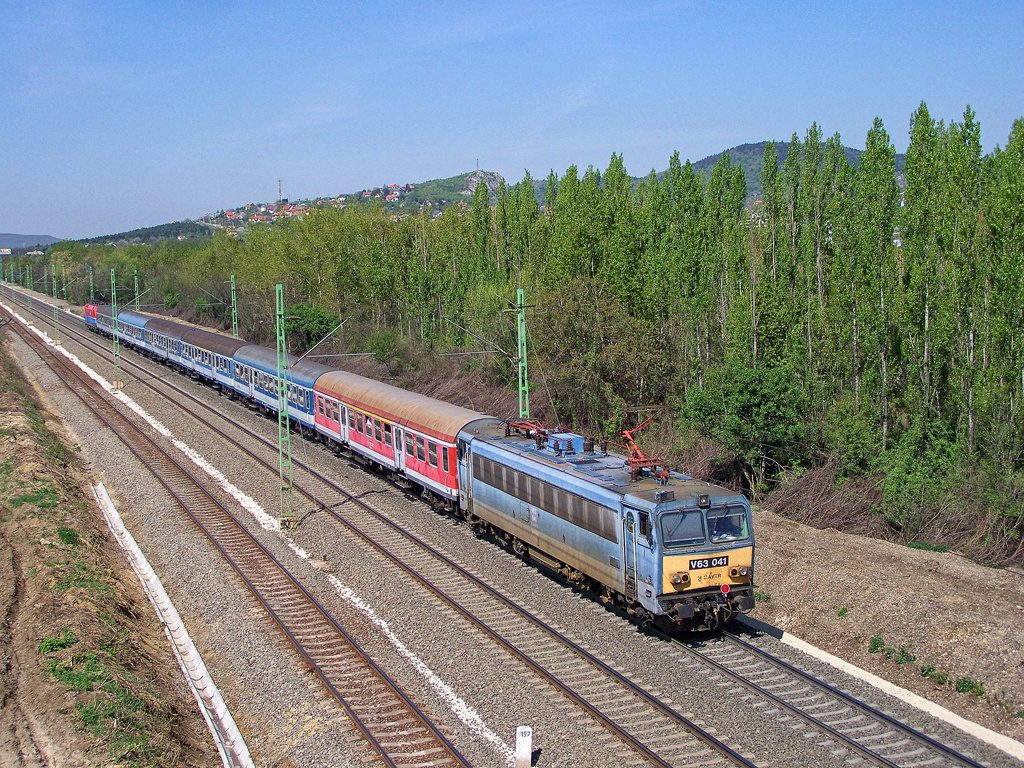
[2,1,1021,239]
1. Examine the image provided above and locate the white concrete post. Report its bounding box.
[514,725,533,768]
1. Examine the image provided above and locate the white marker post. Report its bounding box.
[514,725,533,768]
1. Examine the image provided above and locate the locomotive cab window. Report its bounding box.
[638,511,652,541]
[707,506,748,542]
[660,510,705,547]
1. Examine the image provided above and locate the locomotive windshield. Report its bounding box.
[659,510,705,547]
[707,505,749,543]
[660,504,750,548]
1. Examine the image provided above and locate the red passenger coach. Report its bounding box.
[313,370,492,505]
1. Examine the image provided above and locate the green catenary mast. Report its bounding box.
[89,266,94,303]
[276,284,295,527]
[230,275,238,339]
[517,288,529,419]
[111,268,120,382]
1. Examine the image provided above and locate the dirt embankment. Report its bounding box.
[0,340,215,767]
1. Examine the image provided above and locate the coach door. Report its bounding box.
[394,427,406,472]
[457,438,471,510]
[622,508,639,601]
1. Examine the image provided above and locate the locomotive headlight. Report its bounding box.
[737,565,751,577]
[671,572,690,586]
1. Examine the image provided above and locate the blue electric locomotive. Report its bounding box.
[458,421,755,630]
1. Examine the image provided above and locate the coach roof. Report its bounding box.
[116,310,150,328]
[233,345,333,389]
[144,316,188,338]
[181,327,248,358]
[314,370,495,442]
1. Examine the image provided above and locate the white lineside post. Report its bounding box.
[515,725,532,768]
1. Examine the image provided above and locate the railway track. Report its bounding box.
[3,288,1006,768]
[1,296,472,768]
[5,289,758,768]
[670,631,990,768]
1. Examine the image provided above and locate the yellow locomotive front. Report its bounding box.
[657,496,755,630]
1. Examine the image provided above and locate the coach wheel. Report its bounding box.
[459,506,475,523]
[512,538,527,556]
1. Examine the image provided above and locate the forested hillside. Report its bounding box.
[15,104,1024,565]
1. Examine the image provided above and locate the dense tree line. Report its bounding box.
[12,103,1023,564]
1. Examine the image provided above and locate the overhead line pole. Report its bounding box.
[230,275,239,339]
[276,284,296,528]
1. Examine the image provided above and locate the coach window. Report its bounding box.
[356,413,364,434]
[428,442,438,468]
[406,434,415,457]
[347,408,355,429]
[317,397,324,416]
[383,423,392,446]
[416,436,425,463]
[442,446,450,473]
[374,419,382,442]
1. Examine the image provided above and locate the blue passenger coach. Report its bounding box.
[232,345,332,431]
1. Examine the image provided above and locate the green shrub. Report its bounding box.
[56,526,78,546]
[49,653,107,691]
[753,590,771,603]
[955,676,985,696]
[907,541,949,553]
[894,647,917,664]
[39,630,77,654]
[868,636,886,653]
[837,607,849,617]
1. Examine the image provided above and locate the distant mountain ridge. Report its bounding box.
[0,233,61,250]
[690,141,907,200]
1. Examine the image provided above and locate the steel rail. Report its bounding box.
[8,293,756,768]
[1,302,471,768]
[41,298,758,767]
[721,630,988,768]
[8,287,992,768]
